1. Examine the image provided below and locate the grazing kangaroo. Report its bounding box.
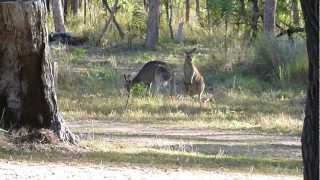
[124,60,174,95]
[183,48,205,103]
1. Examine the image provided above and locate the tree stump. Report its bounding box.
[0,0,78,144]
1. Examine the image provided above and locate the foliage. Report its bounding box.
[253,35,307,83]
[131,83,149,96]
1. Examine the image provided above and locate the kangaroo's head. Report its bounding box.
[123,74,132,93]
[184,48,197,63]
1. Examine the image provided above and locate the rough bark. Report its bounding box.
[51,0,66,32]
[96,0,119,46]
[185,0,190,23]
[164,0,174,39]
[145,0,161,49]
[0,0,78,144]
[263,0,277,35]
[300,0,319,179]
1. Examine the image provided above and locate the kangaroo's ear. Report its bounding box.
[123,74,127,81]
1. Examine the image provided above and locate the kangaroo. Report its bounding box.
[124,60,174,95]
[183,48,205,102]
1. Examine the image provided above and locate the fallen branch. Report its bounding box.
[102,0,125,39]
[96,0,119,46]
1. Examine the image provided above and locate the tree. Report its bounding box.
[185,0,190,23]
[292,0,300,26]
[250,0,259,42]
[164,0,174,39]
[195,0,200,20]
[51,0,66,32]
[71,0,79,15]
[263,0,277,35]
[0,0,78,144]
[145,0,161,49]
[299,0,319,179]
[64,0,69,21]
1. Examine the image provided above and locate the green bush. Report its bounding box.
[253,35,307,83]
[131,83,149,96]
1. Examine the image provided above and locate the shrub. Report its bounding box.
[131,83,149,96]
[253,35,307,83]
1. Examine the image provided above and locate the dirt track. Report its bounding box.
[0,160,301,180]
[0,121,302,179]
[70,121,301,160]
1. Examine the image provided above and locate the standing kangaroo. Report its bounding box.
[183,48,205,102]
[124,60,175,95]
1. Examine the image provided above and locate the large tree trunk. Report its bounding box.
[145,0,161,49]
[300,0,319,179]
[51,0,66,32]
[263,0,277,35]
[0,0,78,144]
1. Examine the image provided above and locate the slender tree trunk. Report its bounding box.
[239,0,245,22]
[164,0,174,39]
[0,0,78,144]
[250,0,259,43]
[51,0,66,32]
[292,0,300,26]
[224,16,228,61]
[63,0,68,22]
[263,0,277,35]
[71,0,79,15]
[84,0,86,24]
[206,0,211,30]
[195,0,200,20]
[300,0,319,179]
[145,0,161,49]
[185,0,190,23]
[143,0,148,12]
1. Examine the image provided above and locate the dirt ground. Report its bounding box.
[0,160,301,180]
[70,120,301,160]
[0,121,301,179]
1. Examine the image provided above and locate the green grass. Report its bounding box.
[29,39,306,176]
